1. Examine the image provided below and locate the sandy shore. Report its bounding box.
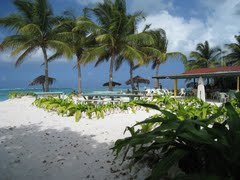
[0,97,156,180]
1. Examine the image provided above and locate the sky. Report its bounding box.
[0,0,240,90]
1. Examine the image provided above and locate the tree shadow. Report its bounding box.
[0,125,135,180]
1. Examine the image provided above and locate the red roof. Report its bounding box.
[152,66,240,79]
[183,66,240,75]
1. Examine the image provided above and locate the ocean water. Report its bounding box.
[0,87,130,102]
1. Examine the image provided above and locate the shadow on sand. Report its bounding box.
[0,125,133,180]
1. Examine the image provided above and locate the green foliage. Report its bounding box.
[8,91,36,99]
[0,0,73,92]
[224,35,240,66]
[112,93,240,179]
[186,40,221,71]
[33,97,145,122]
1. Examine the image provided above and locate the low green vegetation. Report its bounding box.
[112,93,240,179]
[33,97,148,122]
[8,91,36,99]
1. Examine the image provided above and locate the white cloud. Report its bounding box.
[0,48,68,64]
[0,51,15,63]
[138,0,240,56]
[129,0,173,15]
[138,11,206,54]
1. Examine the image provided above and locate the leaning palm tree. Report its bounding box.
[145,29,187,88]
[78,0,152,91]
[187,41,221,70]
[224,35,240,66]
[0,0,72,92]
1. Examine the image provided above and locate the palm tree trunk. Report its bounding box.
[154,63,160,89]
[42,47,49,92]
[130,62,135,91]
[109,54,114,91]
[77,57,82,94]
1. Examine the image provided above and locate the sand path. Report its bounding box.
[0,97,155,180]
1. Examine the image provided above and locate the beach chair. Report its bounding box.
[218,92,229,103]
[179,88,186,96]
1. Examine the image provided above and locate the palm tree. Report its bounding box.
[224,35,240,66]
[0,0,72,92]
[54,12,95,94]
[79,0,152,91]
[146,29,187,88]
[187,41,221,70]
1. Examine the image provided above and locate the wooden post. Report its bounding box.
[174,79,178,97]
[237,76,240,92]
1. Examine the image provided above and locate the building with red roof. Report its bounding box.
[152,66,240,97]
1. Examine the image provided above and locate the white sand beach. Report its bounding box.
[0,97,156,180]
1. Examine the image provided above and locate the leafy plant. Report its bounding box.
[9,91,36,99]
[33,96,146,122]
[112,93,240,179]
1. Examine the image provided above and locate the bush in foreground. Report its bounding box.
[112,93,240,179]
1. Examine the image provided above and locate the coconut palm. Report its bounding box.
[224,35,240,66]
[146,29,187,88]
[78,0,152,91]
[187,41,221,70]
[0,0,72,92]
[53,12,95,94]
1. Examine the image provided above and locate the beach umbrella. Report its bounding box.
[103,81,121,87]
[197,77,206,102]
[29,75,56,91]
[126,75,150,90]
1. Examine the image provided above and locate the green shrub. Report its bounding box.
[8,91,36,98]
[33,97,146,121]
[112,93,240,179]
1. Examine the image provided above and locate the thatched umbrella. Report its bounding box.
[126,75,150,90]
[103,81,121,87]
[29,75,56,91]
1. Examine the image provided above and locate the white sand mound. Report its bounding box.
[0,97,156,180]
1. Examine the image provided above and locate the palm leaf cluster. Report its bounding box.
[0,0,72,92]
[78,0,154,91]
[145,29,187,88]
[0,0,188,92]
[186,41,221,71]
[224,35,240,66]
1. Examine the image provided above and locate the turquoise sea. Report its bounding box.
[0,87,130,102]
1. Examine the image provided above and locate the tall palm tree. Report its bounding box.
[78,0,152,91]
[187,41,221,70]
[0,0,72,92]
[146,29,187,88]
[224,35,240,66]
[54,12,95,94]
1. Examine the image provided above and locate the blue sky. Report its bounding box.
[0,0,240,90]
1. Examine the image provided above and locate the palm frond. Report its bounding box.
[167,52,187,64]
[48,40,73,59]
[15,46,36,67]
[82,45,108,64]
[121,45,145,63]
[19,24,42,35]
